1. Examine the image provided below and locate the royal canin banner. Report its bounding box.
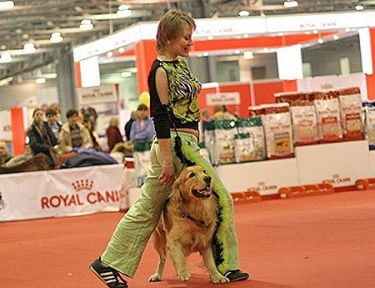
[0,164,125,222]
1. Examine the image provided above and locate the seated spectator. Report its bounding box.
[26,108,58,165]
[4,144,33,167]
[106,117,124,152]
[58,109,93,153]
[46,108,62,140]
[130,104,155,143]
[0,141,13,165]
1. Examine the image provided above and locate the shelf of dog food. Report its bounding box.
[202,86,375,167]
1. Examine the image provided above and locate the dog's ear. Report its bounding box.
[171,173,185,204]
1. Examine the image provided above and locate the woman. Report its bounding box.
[90,10,248,288]
[26,108,58,165]
[129,104,155,143]
[106,117,124,152]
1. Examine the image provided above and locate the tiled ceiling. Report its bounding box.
[0,0,373,83]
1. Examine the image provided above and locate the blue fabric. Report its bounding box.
[73,148,118,164]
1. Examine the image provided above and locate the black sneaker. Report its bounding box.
[224,269,249,282]
[90,257,128,288]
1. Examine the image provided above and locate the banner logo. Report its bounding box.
[41,179,120,209]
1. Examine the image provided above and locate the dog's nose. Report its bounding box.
[204,176,211,184]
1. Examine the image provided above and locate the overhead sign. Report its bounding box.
[77,84,117,105]
[206,92,241,106]
[73,11,375,61]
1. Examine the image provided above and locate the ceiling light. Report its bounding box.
[118,4,130,10]
[244,51,254,59]
[355,4,364,11]
[50,32,63,43]
[117,9,132,17]
[118,47,125,53]
[207,35,213,40]
[333,34,339,40]
[80,19,93,30]
[121,71,132,78]
[107,51,113,57]
[117,4,132,17]
[234,49,241,54]
[0,51,12,62]
[239,10,250,17]
[23,42,36,53]
[0,1,14,10]
[284,0,299,8]
[318,38,324,44]
[35,78,46,84]
[202,52,209,57]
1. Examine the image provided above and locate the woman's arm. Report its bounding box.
[155,67,175,186]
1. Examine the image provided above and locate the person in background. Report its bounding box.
[124,110,137,141]
[46,108,62,140]
[129,104,155,142]
[4,144,33,167]
[49,103,62,125]
[106,117,124,153]
[0,141,13,165]
[26,108,58,164]
[90,10,248,288]
[83,119,102,152]
[58,109,93,153]
[213,104,236,120]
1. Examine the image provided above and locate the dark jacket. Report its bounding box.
[124,119,134,141]
[26,121,57,158]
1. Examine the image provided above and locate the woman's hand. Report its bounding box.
[158,160,175,186]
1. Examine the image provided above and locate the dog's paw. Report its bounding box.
[178,270,191,281]
[148,273,162,282]
[210,274,230,284]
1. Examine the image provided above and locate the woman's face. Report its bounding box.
[138,109,148,120]
[33,110,44,125]
[168,25,193,58]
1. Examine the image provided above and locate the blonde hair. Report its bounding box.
[156,10,196,52]
[109,117,119,127]
[0,141,7,150]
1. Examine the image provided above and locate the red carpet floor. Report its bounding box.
[1,190,375,288]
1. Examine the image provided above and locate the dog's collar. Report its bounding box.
[180,212,208,229]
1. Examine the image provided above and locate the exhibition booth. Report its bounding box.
[2,11,375,222]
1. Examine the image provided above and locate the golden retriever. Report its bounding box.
[148,165,229,284]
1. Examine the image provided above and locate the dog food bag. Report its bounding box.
[132,141,152,187]
[249,105,265,118]
[203,120,216,164]
[262,103,294,159]
[363,101,375,150]
[234,132,255,163]
[213,120,236,165]
[237,117,266,160]
[338,87,364,141]
[314,91,343,143]
[274,91,305,105]
[290,100,319,146]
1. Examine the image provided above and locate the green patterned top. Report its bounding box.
[160,57,201,124]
